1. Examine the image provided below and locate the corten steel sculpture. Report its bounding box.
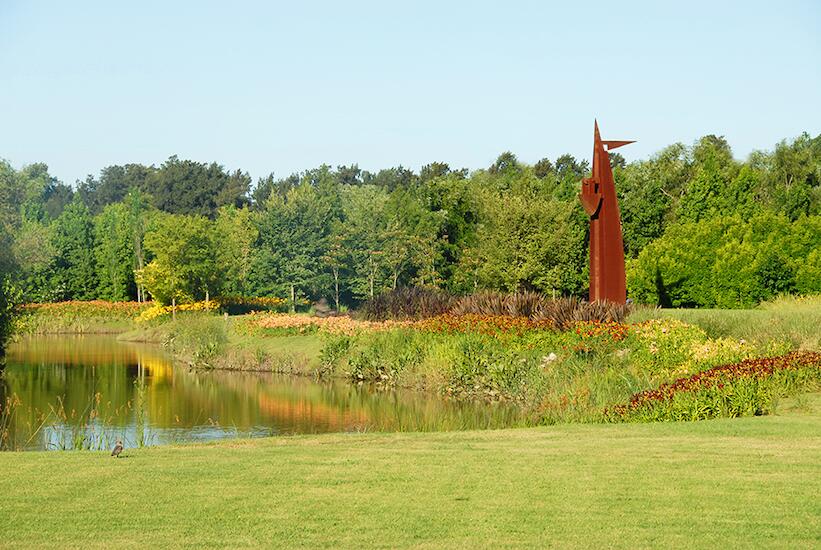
[579,121,634,304]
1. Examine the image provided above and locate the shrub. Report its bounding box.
[346,330,426,383]
[448,292,633,328]
[163,315,228,368]
[453,291,539,317]
[216,296,288,315]
[442,334,539,401]
[318,334,355,376]
[413,314,554,336]
[0,279,16,351]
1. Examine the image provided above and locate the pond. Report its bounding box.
[0,336,523,451]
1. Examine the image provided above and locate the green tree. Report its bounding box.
[145,156,249,218]
[627,212,817,307]
[94,203,135,301]
[457,191,585,295]
[252,183,333,310]
[340,186,390,300]
[321,224,348,311]
[51,198,97,300]
[126,189,152,302]
[533,158,554,179]
[11,220,56,302]
[422,173,481,290]
[0,163,16,348]
[215,206,258,295]
[140,214,220,304]
[78,163,154,214]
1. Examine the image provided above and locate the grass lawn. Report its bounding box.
[1,396,819,549]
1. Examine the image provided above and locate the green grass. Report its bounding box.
[14,302,148,335]
[226,325,324,373]
[119,315,325,372]
[628,295,821,351]
[1,397,819,549]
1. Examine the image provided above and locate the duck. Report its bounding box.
[111,440,124,458]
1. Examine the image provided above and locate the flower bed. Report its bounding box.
[605,352,821,422]
[137,296,289,323]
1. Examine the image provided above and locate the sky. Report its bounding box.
[1,0,819,186]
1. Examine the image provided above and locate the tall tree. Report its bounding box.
[252,183,333,310]
[51,197,97,300]
[145,156,249,218]
[94,203,135,301]
[340,186,390,300]
[215,206,258,296]
[140,214,220,304]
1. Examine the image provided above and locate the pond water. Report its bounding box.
[0,336,523,451]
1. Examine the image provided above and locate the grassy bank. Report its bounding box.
[628,295,821,350]
[14,301,148,335]
[1,398,819,548]
[16,296,821,425]
[112,297,821,425]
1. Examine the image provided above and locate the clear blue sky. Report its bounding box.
[1,0,819,186]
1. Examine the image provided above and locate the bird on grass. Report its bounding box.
[111,440,123,458]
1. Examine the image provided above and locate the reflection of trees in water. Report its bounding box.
[2,336,172,435]
[3,336,524,449]
[192,370,523,433]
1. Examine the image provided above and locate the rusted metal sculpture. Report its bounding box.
[579,121,633,303]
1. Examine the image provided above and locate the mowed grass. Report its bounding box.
[1,397,819,549]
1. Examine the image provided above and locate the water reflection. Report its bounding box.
[1,336,523,451]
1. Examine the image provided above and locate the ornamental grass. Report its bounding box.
[362,288,633,328]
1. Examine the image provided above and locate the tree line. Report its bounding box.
[0,132,819,313]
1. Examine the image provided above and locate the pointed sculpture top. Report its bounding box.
[594,120,635,151]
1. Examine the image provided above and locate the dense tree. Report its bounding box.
[15,163,73,221]
[94,203,135,301]
[252,183,333,310]
[51,198,97,300]
[336,164,364,186]
[339,186,390,299]
[423,173,480,290]
[420,162,462,183]
[145,156,250,217]
[139,214,221,304]
[489,152,520,175]
[252,172,300,206]
[363,166,417,191]
[762,133,821,219]
[1,131,819,310]
[533,158,554,179]
[126,189,152,302]
[455,192,585,295]
[215,206,257,296]
[628,213,821,308]
[11,220,56,302]
[0,162,17,350]
[78,163,155,214]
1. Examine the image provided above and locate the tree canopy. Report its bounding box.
[1,131,819,308]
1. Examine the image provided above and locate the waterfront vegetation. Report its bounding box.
[8,294,821,430]
[1,401,819,547]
